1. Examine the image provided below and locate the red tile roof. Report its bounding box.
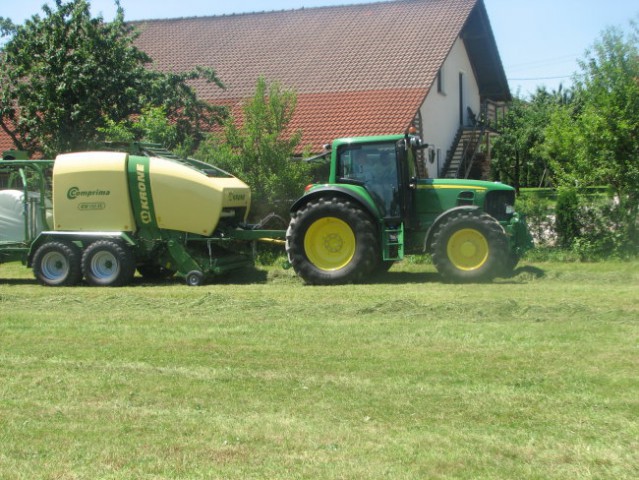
[289,88,428,148]
[1,0,509,155]
[0,132,14,154]
[132,0,486,152]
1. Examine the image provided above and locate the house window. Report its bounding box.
[437,68,445,95]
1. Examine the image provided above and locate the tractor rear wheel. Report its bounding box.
[82,240,136,287]
[286,196,378,285]
[431,211,508,283]
[32,240,82,286]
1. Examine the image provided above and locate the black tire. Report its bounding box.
[431,211,508,283]
[185,270,204,287]
[32,240,82,286]
[286,196,378,285]
[82,240,136,287]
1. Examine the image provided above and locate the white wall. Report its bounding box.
[420,37,480,178]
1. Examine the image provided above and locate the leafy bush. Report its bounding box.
[572,200,638,260]
[517,192,556,246]
[196,77,311,222]
[518,188,638,260]
[555,187,581,248]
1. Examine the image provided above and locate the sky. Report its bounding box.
[2,0,639,97]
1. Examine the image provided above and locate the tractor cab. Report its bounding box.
[335,135,421,218]
[337,142,399,218]
[330,134,424,261]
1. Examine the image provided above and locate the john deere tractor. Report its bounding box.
[286,133,533,284]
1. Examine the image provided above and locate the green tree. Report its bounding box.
[491,86,570,190]
[0,17,14,38]
[99,105,178,146]
[555,186,581,248]
[0,0,224,157]
[196,77,310,222]
[544,21,639,253]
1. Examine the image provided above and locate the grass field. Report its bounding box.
[1,259,638,479]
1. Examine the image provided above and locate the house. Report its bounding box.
[132,0,510,179]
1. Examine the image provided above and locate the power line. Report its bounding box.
[506,54,580,70]
[508,75,573,81]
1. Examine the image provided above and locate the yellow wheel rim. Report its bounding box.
[447,228,489,271]
[304,217,356,271]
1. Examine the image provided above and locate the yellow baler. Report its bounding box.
[1,148,283,286]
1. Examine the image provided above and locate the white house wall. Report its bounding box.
[420,37,481,178]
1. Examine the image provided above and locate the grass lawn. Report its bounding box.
[1,259,638,479]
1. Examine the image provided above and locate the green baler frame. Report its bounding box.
[0,159,55,264]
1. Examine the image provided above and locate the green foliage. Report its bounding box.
[546,26,639,198]
[516,191,555,247]
[0,17,15,38]
[571,201,637,260]
[98,105,178,146]
[518,188,637,260]
[555,187,581,248]
[0,0,224,157]
[491,87,570,189]
[196,77,311,221]
[543,21,639,255]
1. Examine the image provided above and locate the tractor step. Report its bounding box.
[382,221,404,261]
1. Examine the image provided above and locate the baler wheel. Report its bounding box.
[82,240,136,287]
[32,240,82,286]
[185,270,204,287]
[431,211,508,283]
[286,196,378,285]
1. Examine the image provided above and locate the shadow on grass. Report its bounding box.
[133,266,270,287]
[514,265,546,278]
[365,271,442,284]
[496,265,547,284]
[1,265,547,287]
[0,278,38,285]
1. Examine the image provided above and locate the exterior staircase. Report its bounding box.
[441,125,485,179]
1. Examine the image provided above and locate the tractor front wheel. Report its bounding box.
[286,196,378,285]
[82,240,136,287]
[431,211,508,283]
[32,240,82,286]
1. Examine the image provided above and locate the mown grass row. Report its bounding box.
[1,259,638,479]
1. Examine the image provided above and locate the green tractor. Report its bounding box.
[286,133,533,284]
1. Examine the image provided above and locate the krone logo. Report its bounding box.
[136,164,153,224]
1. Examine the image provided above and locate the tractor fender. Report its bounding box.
[423,205,482,253]
[290,186,381,221]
